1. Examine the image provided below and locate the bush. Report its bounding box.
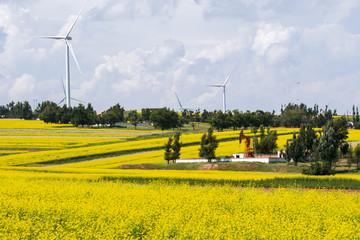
[302,162,335,175]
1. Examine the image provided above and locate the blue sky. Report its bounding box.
[0,0,360,114]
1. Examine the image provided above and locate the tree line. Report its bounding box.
[0,101,346,130]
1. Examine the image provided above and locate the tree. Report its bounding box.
[354,144,360,170]
[255,129,278,154]
[57,105,72,124]
[102,104,125,127]
[164,136,173,164]
[141,108,152,121]
[209,111,232,131]
[163,132,182,164]
[171,132,182,163]
[280,104,304,127]
[298,123,317,160]
[150,108,179,130]
[347,146,353,172]
[340,142,350,158]
[39,102,59,123]
[325,117,348,144]
[71,104,88,127]
[199,128,219,162]
[285,132,305,166]
[128,110,142,130]
[317,127,339,173]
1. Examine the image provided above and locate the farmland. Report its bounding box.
[0,119,360,239]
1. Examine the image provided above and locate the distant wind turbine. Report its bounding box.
[36,6,84,107]
[209,72,232,112]
[175,92,196,112]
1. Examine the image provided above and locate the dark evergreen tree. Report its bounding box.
[171,132,182,163]
[164,136,173,164]
[286,132,305,166]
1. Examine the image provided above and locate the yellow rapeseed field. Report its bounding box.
[1,119,360,239]
[0,171,359,239]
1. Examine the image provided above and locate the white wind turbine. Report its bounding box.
[37,6,84,107]
[209,72,232,112]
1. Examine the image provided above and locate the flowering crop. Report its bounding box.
[0,137,122,150]
[0,172,358,239]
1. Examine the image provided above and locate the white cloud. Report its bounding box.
[252,22,296,56]
[8,74,35,101]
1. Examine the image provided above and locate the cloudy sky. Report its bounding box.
[1,0,360,114]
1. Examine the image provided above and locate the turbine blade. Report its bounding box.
[66,41,82,73]
[58,98,66,105]
[223,72,232,86]
[61,77,66,95]
[34,36,65,40]
[65,4,85,37]
[71,97,86,104]
[175,93,183,110]
[208,84,223,87]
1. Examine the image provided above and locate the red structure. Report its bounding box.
[239,130,254,158]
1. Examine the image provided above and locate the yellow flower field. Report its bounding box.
[0,136,123,150]
[0,172,358,239]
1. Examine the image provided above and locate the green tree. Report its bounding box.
[354,144,360,170]
[317,127,339,173]
[347,146,353,172]
[171,132,182,163]
[164,136,173,164]
[39,102,59,123]
[57,105,72,124]
[256,129,278,154]
[298,123,317,160]
[150,108,179,130]
[101,104,125,127]
[325,117,348,144]
[209,111,232,131]
[128,110,142,130]
[141,108,152,121]
[286,132,305,166]
[280,105,304,127]
[340,142,350,158]
[199,128,219,162]
[71,104,88,127]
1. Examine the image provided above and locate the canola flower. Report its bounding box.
[0,136,123,150]
[0,173,359,239]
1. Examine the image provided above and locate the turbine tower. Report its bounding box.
[37,7,83,107]
[209,72,232,112]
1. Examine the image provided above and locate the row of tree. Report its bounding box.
[0,101,33,120]
[0,101,345,131]
[164,128,220,163]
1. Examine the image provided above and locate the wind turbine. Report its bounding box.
[175,92,197,112]
[209,72,232,112]
[37,6,84,107]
